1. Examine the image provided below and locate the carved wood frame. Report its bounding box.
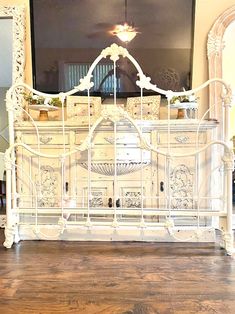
[0,6,25,85]
[0,6,25,224]
[126,95,161,120]
[207,5,235,120]
[66,95,102,125]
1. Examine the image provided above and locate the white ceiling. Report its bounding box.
[33,0,194,49]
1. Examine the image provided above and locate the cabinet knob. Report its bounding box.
[65,182,69,192]
[160,181,164,192]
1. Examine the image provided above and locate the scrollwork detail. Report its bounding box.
[136,73,154,90]
[221,85,233,106]
[170,164,194,209]
[207,32,225,57]
[0,6,25,122]
[222,150,234,171]
[37,165,58,207]
[174,136,189,144]
[39,136,52,145]
[74,74,94,91]
[101,43,129,62]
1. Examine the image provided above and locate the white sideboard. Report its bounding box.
[14,119,218,229]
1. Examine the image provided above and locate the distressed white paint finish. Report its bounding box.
[0,6,25,87]
[3,44,234,255]
[0,5,25,227]
[207,5,235,127]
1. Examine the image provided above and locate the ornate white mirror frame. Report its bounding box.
[0,6,25,84]
[207,5,235,121]
[0,6,25,227]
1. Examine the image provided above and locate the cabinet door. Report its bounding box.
[17,146,70,208]
[75,129,154,209]
[158,154,196,210]
[157,131,208,211]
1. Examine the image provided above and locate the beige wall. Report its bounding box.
[192,0,235,87]
[191,0,235,114]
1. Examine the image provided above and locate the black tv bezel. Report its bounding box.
[29,0,196,98]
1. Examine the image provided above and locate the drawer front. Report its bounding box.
[75,132,150,146]
[157,132,206,145]
[79,147,151,161]
[21,133,69,145]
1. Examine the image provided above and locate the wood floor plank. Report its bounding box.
[0,229,235,313]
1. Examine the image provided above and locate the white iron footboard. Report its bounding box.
[3,44,234,255]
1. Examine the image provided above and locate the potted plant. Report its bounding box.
[170,93,197,105]
[23,93,63,121]
[170,92,198,119]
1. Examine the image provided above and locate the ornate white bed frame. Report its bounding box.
[0,5,25,228]
[3,44,234,255]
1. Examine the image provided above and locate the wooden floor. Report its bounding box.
[0,229,235,314]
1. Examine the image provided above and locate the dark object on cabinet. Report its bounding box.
[108,198,112,208]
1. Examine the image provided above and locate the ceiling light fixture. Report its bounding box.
[112,0,138,43]
[113,23,137,42]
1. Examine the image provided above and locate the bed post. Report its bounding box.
[3,88,18,249]
[3,151,14,248]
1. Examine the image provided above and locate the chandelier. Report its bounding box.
[111,0,139,43]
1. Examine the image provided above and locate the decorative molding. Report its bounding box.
[0,6,25,84]
[89,192,104,207]
[126,95,161,120]
[221,87,233,106]
[170,164,194,209]
[174,136,189,144]
[207,5,235,123]
[207,32,225,57]
[37,165,58,207]
[66,96,101,124]
[121,187,145,209]
[83,187,107,208]
[222,150,234,171]
[0,6,25,122]
[101,43,129,62]
[123,191,141,208]
[39,136,52,145]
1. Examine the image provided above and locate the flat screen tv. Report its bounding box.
[30,0,195,97]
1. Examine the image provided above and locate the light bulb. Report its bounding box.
[113,23,138,43]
